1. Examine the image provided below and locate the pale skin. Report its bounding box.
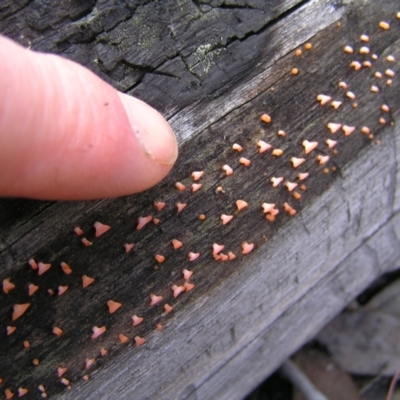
[0,35,178,200]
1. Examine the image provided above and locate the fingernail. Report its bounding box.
[118,92,178,166]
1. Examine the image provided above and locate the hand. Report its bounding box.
[0,35,178,200]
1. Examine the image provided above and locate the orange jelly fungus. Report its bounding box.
[94,221,110,237]
[221,214,234,225]
[302,140,318,154]
[304,42,312,50]
[74,227,84,236]
[58,286,68,296]
[52,327,63,337]
[191,171,204,181]
[154,201,166,211]
[317,155,330,165]
[18,388,28,397]
[327,123,342,133]
[91,326,106,339]
[12,303,30,321]
[100,348,108,356]
[291,157,305,168]
[257,140,272,153]
[3,278,15,294]
[228,251,236,260]
[212,243,225,255]
[132,315,144,326]
[284,202,297,216]
[7,326,16,336]
[271,177,284,187]
[37,262,51,276]
[119,334,129,344]
[5,389,14,400]
[326,139,337,148]
[82,275,95,288]
[316,94,332,105]
[107,300,122,314]
[183,269,193,280]
[60,378,70,386]
[297,173,309,181]
[23,340,30,349]
[60,262,72,275]
[137,216,153,230]
[81,238,92,247]
[272,149,283,156]
[199,214,206,220]
[330,101,342,109]
[135,336,146,346]
[236,200,248,211]
[28,259,38,270]
[172,239,183,250]
[191,183,202,192]
[172,285,185,298]
[176,202,187,213]
[239,157,251,166]
[285,182,298,192]
[222,164,234,175]
[184,282,195,291]
[342,125,355,136]
[164,304,173,313]
[155,254,165,263]
[241,242,254,254]
[260,113,272,123]
[85,359,95,369]
[57,367,67,377]
[175,182,186,191]
[188,252,200,262]
[150,294,163,306]
[124,243,134,253]
[232,143,243,152]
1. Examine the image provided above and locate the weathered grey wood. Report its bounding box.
[0,0,399,399]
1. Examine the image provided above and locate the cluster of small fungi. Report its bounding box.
[0,11,399,399]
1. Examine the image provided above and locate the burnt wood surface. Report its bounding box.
[0,1,400,399]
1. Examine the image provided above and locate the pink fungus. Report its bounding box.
[338,81,348,89]
[100,348,108,356]
[3,278,15,294]
[82,275,95,288]
[212,243,225,255]
[164,304,173,313]
[222,164,233,175]
[91,326,106,339]
[239,157,251,166]
[370,85,379,93]
[262,203,277,214]
[175,182,186,191]
[228,252,236,260]
[58,286,68,296]
[28,259,38,270]
[381,104,390,112]
[350,61,362,70]
[327,123,342,133]
[172,284,185,298]
[28,284,39,296]
[154,201,166,211]
[342,125,355,136]
[360,34,369,42]
[172,239,183,250]
[359,47,369,55]
[343,45,353,53]
[316,94,331,105]
[221,214,234,225]
[363,61,372,68]
[176,203,187,213]
[297,172,309,181]
[107,300,122,314]
[135,336,146,346]
[291,157,305,168]
[183,269,193,280]
[12,303,30,321]
[232,143,243,152]
[94,221,110,237]
[150,294,163,306]
[60,262,72,275]
[278,130,286,137]
[155,254,165,263]
[257,140,272,153]
[137,216,152,230]
[53,327,63,337]
[38,262,51,276]
[191,183,202,192]
[188,252,200,262]
[153,218,160,224]
[18,388,28,397]
[272,149,283,156]
[60,378,70,386]
[81,238,92,247]
[124,243,134,253]
[302,140,318,154]
[132,315,144,326]
[346,91,356,99]
[241,241,254,254]
[23,340,30,348]
[191,171,204,181]
[236,200,248,211]
[271,177,284,187]
[326,139,337,148]
[184,282,195,291]
[74,227,84,236]
[386,55,395,62]
[57,367,67,378]
[5,389,14,400]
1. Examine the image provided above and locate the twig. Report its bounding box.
[280,359,329,400]
[386,363,400,400]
